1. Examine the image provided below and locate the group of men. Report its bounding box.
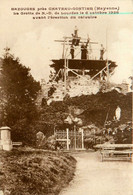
[70,26,106,60]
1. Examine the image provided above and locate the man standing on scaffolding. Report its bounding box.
[81,37,90,59]
[74,26,78,37]
[81,43,86,59]
[100,44,106,60]
[72,26,80,46]
[70,44,74,59]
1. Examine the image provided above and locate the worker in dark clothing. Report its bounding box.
[100,44,106,60]
[70,44,74,59]
[81,36,90,60]
[74,26,78,37]
[81,43,88,59]
[72,34,80,46]
[72,33,75,45]
[72,26,80,46]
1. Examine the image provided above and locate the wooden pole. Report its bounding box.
[74,125,76,150]
[64,58,67,95]
[66,128,69,150]
[66,58,68,77]
[63,37,69,94]
[62,38,66,59]
[106,27,110,82]
[81,129,84,150]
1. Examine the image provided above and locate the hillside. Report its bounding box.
[38,90,132,135]
[0,149,76,195]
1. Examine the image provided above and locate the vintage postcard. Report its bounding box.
[0,0,133,195]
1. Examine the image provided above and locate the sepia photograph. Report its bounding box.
[0,0,133,194]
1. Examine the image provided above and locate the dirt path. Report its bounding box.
[60,152,133,195]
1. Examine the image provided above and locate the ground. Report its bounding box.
[0,148,76,195]
[1,149,133,195]
[60,151,133,195]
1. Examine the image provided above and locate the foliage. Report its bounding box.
[38,90,132,138]
[0,149,76,195]
[80,121,132,149]
[112,122,132,144]
[0,49,41,143]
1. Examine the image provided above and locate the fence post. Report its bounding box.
[81,129,84,150]
[66,128,69,150]
[74,125,76,150]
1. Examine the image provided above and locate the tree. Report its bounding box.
[0,48,41,144]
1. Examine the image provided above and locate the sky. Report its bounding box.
[0,0,132,84]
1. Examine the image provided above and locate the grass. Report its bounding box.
[0,148,76,195]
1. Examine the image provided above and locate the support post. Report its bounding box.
[106,60,109,82]
[64,58,67,95]
[66,58,69,77]
[62,38,66,59]
[106,27,110,82]
[74,125,76,150]
[82,69,85,76]
[66,128,69,150]
[81,129,84,150]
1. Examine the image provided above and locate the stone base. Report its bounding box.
[3,144,13,151]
